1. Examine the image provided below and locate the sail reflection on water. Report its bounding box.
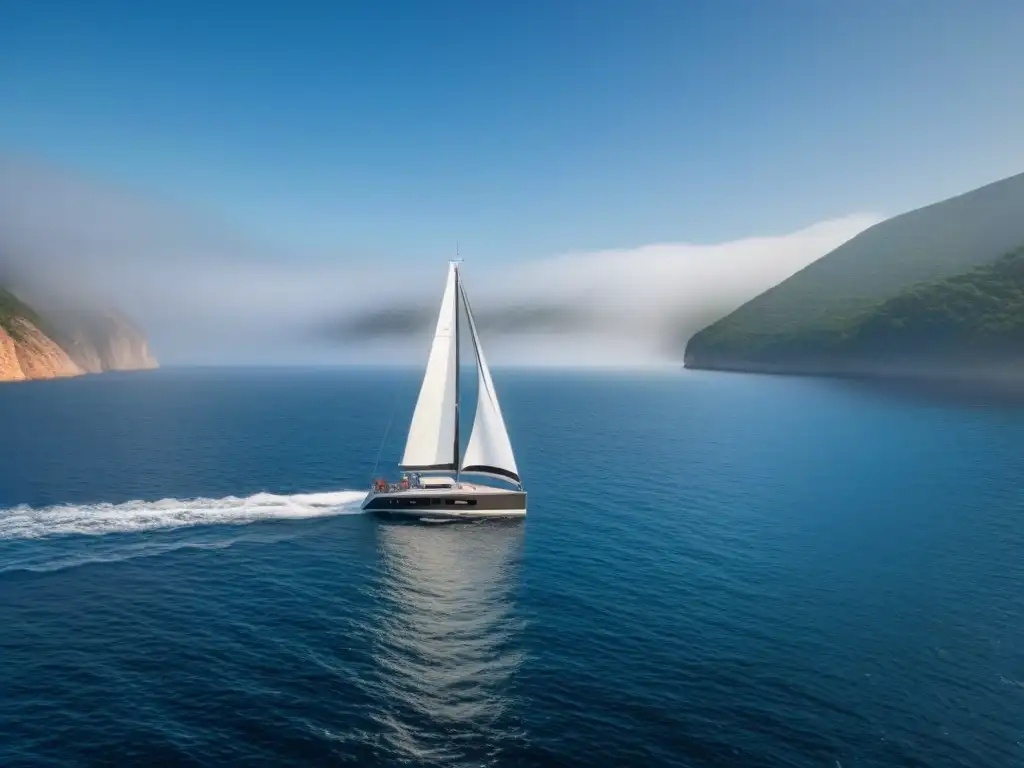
[365,520,527,765]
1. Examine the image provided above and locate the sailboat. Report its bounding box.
[361,261,527,519]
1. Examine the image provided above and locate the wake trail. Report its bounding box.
[0,490,367,541]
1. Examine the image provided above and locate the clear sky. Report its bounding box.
[2,0,1022,262]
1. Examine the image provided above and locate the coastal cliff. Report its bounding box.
[47,309,159,374]
[0,288,157,383]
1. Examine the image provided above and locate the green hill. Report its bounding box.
[685,171,1024,377]
[697,247,1024,371]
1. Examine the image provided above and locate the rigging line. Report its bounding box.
[369,370,409,482]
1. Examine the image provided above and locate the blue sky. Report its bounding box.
[0,1,1022,366]
[2,0,1022,263]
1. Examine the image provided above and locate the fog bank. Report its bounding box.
[0,156,883,367]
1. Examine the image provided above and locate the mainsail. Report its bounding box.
[399,262,460,471]
[458,276,521,486]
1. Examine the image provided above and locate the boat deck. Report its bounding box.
[373,482,516,496]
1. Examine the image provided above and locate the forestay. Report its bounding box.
[458,278,522,486]
[400,262,459,471]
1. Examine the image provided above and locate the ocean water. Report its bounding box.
[1,367,1023,767]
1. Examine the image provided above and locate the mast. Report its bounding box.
[453,261,461,483]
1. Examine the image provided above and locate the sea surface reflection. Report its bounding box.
[365,519,528,766]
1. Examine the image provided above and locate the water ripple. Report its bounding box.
[2,370,1024,766]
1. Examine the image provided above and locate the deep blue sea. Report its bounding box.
[1,367,1023,767]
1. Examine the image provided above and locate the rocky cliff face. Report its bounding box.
[48,309,159,374]
[0,325,26,381]
[0,289,157,383]
[0,318,83,382]
[4,317,83,380]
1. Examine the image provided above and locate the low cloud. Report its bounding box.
[314,214,883,365]
[0,155,883,366]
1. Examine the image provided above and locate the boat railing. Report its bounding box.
[371,479,415,494]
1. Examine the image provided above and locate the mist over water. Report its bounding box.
[0,156,881,367]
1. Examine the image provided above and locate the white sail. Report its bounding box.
[400,262,459,471]
[458,278,521,486]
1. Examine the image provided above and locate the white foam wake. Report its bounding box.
[0,490,367,541]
